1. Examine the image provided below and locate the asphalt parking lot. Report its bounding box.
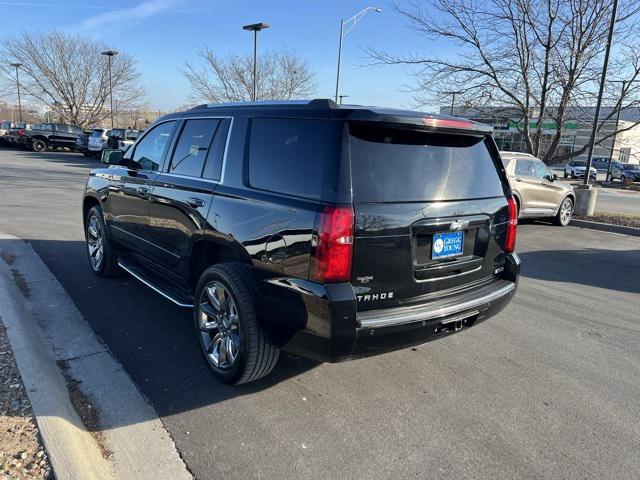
[1,148,639,479]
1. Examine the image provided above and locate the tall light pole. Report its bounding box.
[242,22,270,102]
[583,0,617,186]
[101,50,118,128]
[335,7,381,103]
[443,90,464,116]
[9,62,23,123]
[606,80,627,180]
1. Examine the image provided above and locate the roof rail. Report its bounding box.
[190,99,338,110]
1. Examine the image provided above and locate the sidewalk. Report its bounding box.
[0,232,192,480]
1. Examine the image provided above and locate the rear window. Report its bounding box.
[249,118,342,201]
[91,129,104,137]
[349,124,505,202]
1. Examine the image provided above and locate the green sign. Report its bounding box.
[509,120,577,131]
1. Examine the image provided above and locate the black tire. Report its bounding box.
[194,263,279,385]
[563,171,568,179]
[570,171,576,179]
[85,205,120,277]
[31,139,47,152]
[553,197,573,226]
[621,175,626,184]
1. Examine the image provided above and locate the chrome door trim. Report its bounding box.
[110,224,181,259]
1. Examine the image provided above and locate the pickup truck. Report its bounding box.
[22,122,84,152]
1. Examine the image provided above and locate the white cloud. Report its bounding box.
[73,0,182,31]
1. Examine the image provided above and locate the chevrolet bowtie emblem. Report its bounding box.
[450,220,469,231]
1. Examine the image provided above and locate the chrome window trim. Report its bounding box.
[160,115,234,184]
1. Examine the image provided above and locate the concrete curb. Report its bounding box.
[569,219,640,237]
[0,232,192,480]
[0,249,113,479]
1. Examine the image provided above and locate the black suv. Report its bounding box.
[23,122,84,152]
[82,100,520,384]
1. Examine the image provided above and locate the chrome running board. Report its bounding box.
[117,259,193,309]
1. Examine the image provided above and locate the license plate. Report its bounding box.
[432,231,464,259]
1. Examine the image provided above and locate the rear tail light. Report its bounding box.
[310,205,354,283]
[504,196,518,253]
[18,129,25,136]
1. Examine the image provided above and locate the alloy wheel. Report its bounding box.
[198,281,241,369]
[560,198,573,225]
[86,214,104,270]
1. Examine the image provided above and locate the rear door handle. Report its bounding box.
[515,177,522,182]
[137,186,150,196]
[187,197,205,208]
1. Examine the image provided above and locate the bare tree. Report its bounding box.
[0,31,145,128]
[367,0,640,163]
[181,47,316,103]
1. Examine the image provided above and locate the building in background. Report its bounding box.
[441,106,640,165]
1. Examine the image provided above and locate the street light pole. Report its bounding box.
[583,0,618,186]
[101,50,118,128]
[443,90,464,116]
[9,62,23,123]
[243,22,270,102]
[606,80,626,180]
[335,19,344,104]
[334,6,382,103]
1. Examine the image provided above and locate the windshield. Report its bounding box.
[90,129,104,137]
[623,165,638,170]
[573,161,587,167]
[349,123,505,202]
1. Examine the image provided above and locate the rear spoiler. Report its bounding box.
[344,109,493,134]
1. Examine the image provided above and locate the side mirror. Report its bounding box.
[101,149,123,165]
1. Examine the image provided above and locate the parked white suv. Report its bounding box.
[87,128,111,157]
[564,159,597,179]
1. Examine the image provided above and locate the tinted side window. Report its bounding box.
[132,121,176,171]
[515,159,534,176]
[249,118,342,200]
[202,119,230,181]
[169,119,220,178]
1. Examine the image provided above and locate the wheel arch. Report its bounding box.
[189,238,252,289]
[555,192,575,215]
[82,195,101,227]
[30,135,49,144]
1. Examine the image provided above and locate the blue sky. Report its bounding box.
[0,0,439,111]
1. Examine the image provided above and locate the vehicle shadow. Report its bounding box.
[518,247,640,294]
[1,236,321,432]
[2,147,100,169]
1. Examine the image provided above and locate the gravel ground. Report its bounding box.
[575,212,640,228]
[0,319,52,479]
